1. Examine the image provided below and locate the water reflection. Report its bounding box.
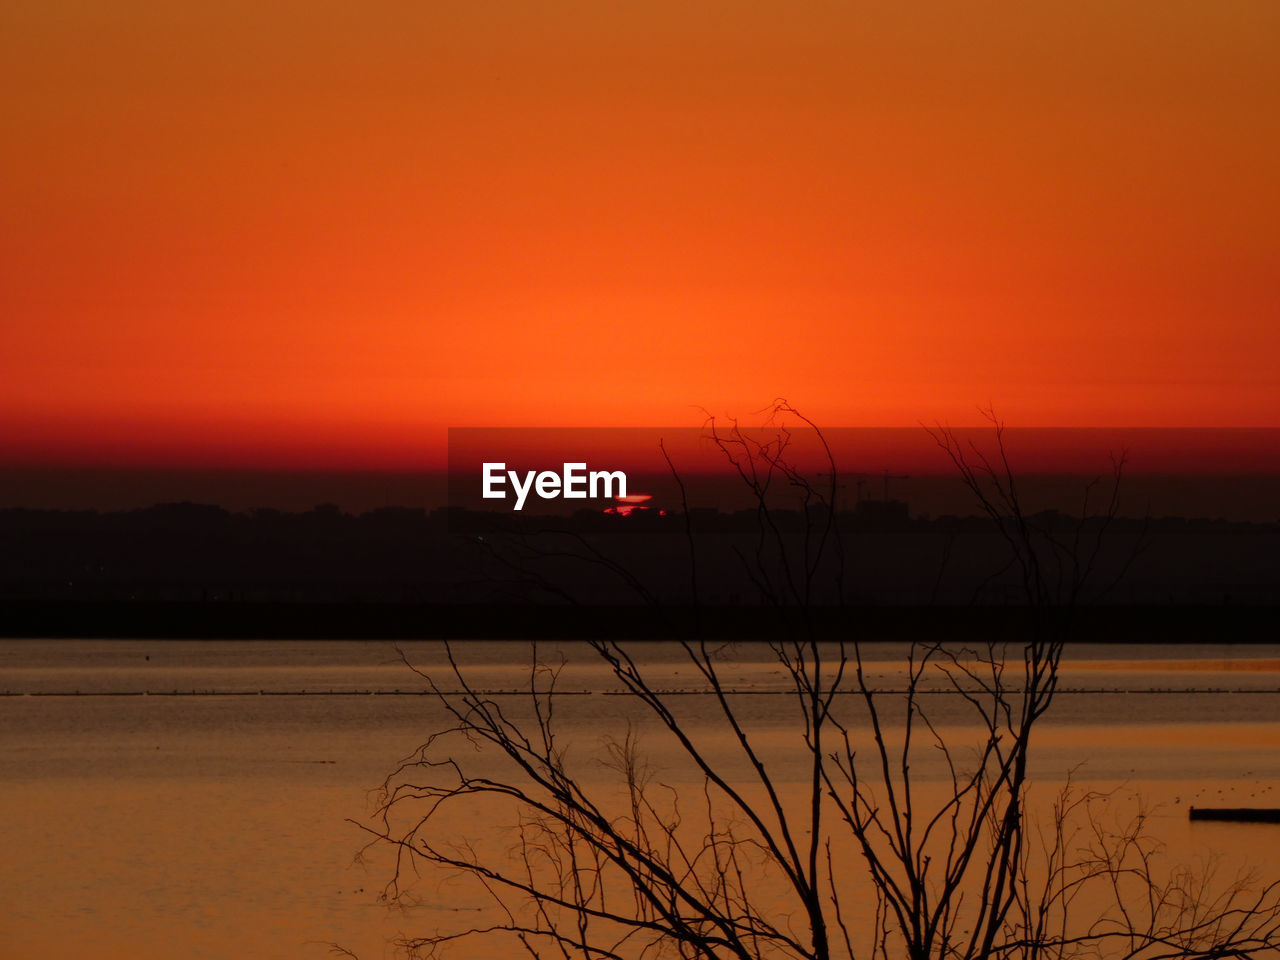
[1,639,1278,958]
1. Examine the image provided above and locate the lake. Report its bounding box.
[2,638,1279,959]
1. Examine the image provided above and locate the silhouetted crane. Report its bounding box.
[816,472,858,511]
[818,472,900,508]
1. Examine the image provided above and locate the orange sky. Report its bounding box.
[2,1,1278,468]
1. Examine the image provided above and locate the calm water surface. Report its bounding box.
[2,639,1279,959]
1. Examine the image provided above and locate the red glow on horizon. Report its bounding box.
[1,4,1276,470]
[605,493,656,517]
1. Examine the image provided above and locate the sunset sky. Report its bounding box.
[3,1,1278,469]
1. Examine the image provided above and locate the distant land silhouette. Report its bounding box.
[5,427,1280,518]
[1,497,1275,638]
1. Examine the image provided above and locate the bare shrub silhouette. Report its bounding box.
[357,404,1280,960]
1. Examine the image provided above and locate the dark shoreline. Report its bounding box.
[2,600,1274,642]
